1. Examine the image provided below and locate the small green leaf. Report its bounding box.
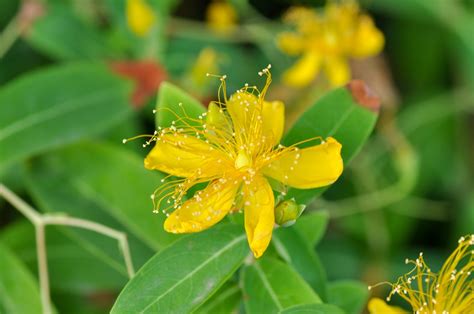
[328,280,369,314]
[111,224,248,314]
[273,227,328,300]
[241,257,321,314]
[293,211,330,247]
[26,5,114,60]
[0,242,43,314]
[193,282,241,314]
[0,63,132,172]
[279,303,345,314]
[283,83,379,204]
[155,82,206,128]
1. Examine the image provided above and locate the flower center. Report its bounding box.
[235,150,251,170]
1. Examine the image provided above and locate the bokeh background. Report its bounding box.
[0,0,473,313]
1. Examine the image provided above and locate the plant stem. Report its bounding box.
[35,223,52,314]
[0,17,20,59]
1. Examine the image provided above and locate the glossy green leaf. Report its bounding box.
[327,280,369,314]
[294,211,330,247]
[279,303,345,314]
[155,82,206,128]
[26,5,113,60]
[111,224,248,313]
[0,242,43,314]
[283,84,379,204]
[241,257,321,314]
[273,227,328,300]
[25,141,177,250]
[194,282,241,314]
[0,63,132,172]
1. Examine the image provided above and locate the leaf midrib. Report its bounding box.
[254,262,283,310]
[0,88,120,142]
[140,234,246,313]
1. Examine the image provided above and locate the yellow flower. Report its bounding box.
[206,0,237,34]
[278,1,384,87]
[369,234,474,313]
[126,0,156,37]
[142,66,343,258]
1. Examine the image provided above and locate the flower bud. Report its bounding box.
[274,198,306,227]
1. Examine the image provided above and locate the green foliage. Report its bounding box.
[0,63,132,172]
[279,304,345,314]
[327,281,369,314]
[111,224,248,313]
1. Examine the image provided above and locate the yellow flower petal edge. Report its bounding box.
[132,65,343,258]
[243,175,275,258]
[367,298,408,314]
[126,0,156,37]
[368,234,474,313]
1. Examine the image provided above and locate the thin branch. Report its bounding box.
[0,183,136,313]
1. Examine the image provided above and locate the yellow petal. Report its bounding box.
[206,101,231,132]
[243,175,275,258]
[277,32,305,56]
[164,179,240,233]
[324,56,350,86]
[263,137,343,189]
[262,100,284,147]
[351,15,384,58]
[144,134,231,178]
[126,0,156,37]
[283,52,321,87]
[367,298,408,314]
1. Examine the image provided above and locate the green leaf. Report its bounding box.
[293,210,330,247]
[0,62,132,172]
[327,280,369,314]
[0,242,43,314]
[193,282,241,314]
[241,257,321,314]
[155,82,206,128]
[272,228,328,300]
[279,303,345,314]
[283,84,379,204]
[23,141,177,251]
[111,224,248,314]
[26,5,114,60]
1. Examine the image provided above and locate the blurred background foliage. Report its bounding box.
[0,0,473,313]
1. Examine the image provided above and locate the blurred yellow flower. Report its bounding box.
[126,0,156,36]
[278,1,384,87]
[369,234,474,314]
[206,0,237,34]
[142,66,343,258]
[368,298,408,314]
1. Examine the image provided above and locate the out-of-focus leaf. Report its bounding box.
[26,5,114,60]
[273,227,328,300]
[283,83,379,204]
[24,153,154,272]
[0,241,43,314]
[293,210,329,247]
[241,257,321,314]
[327,280,369,314]
[155,81,205,128]
[24,141,177,251]
[194,282,241,314]
[0,221,127,293]
[279,303,345,314]
[0,63,132,172]
[111,224,248,314]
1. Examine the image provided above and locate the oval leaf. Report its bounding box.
[0,63,132,171]
[241,257,321,314]
[111,224,248,313]
[328,280,369,314]
[293,210,330,248]
[283,81,379,204]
